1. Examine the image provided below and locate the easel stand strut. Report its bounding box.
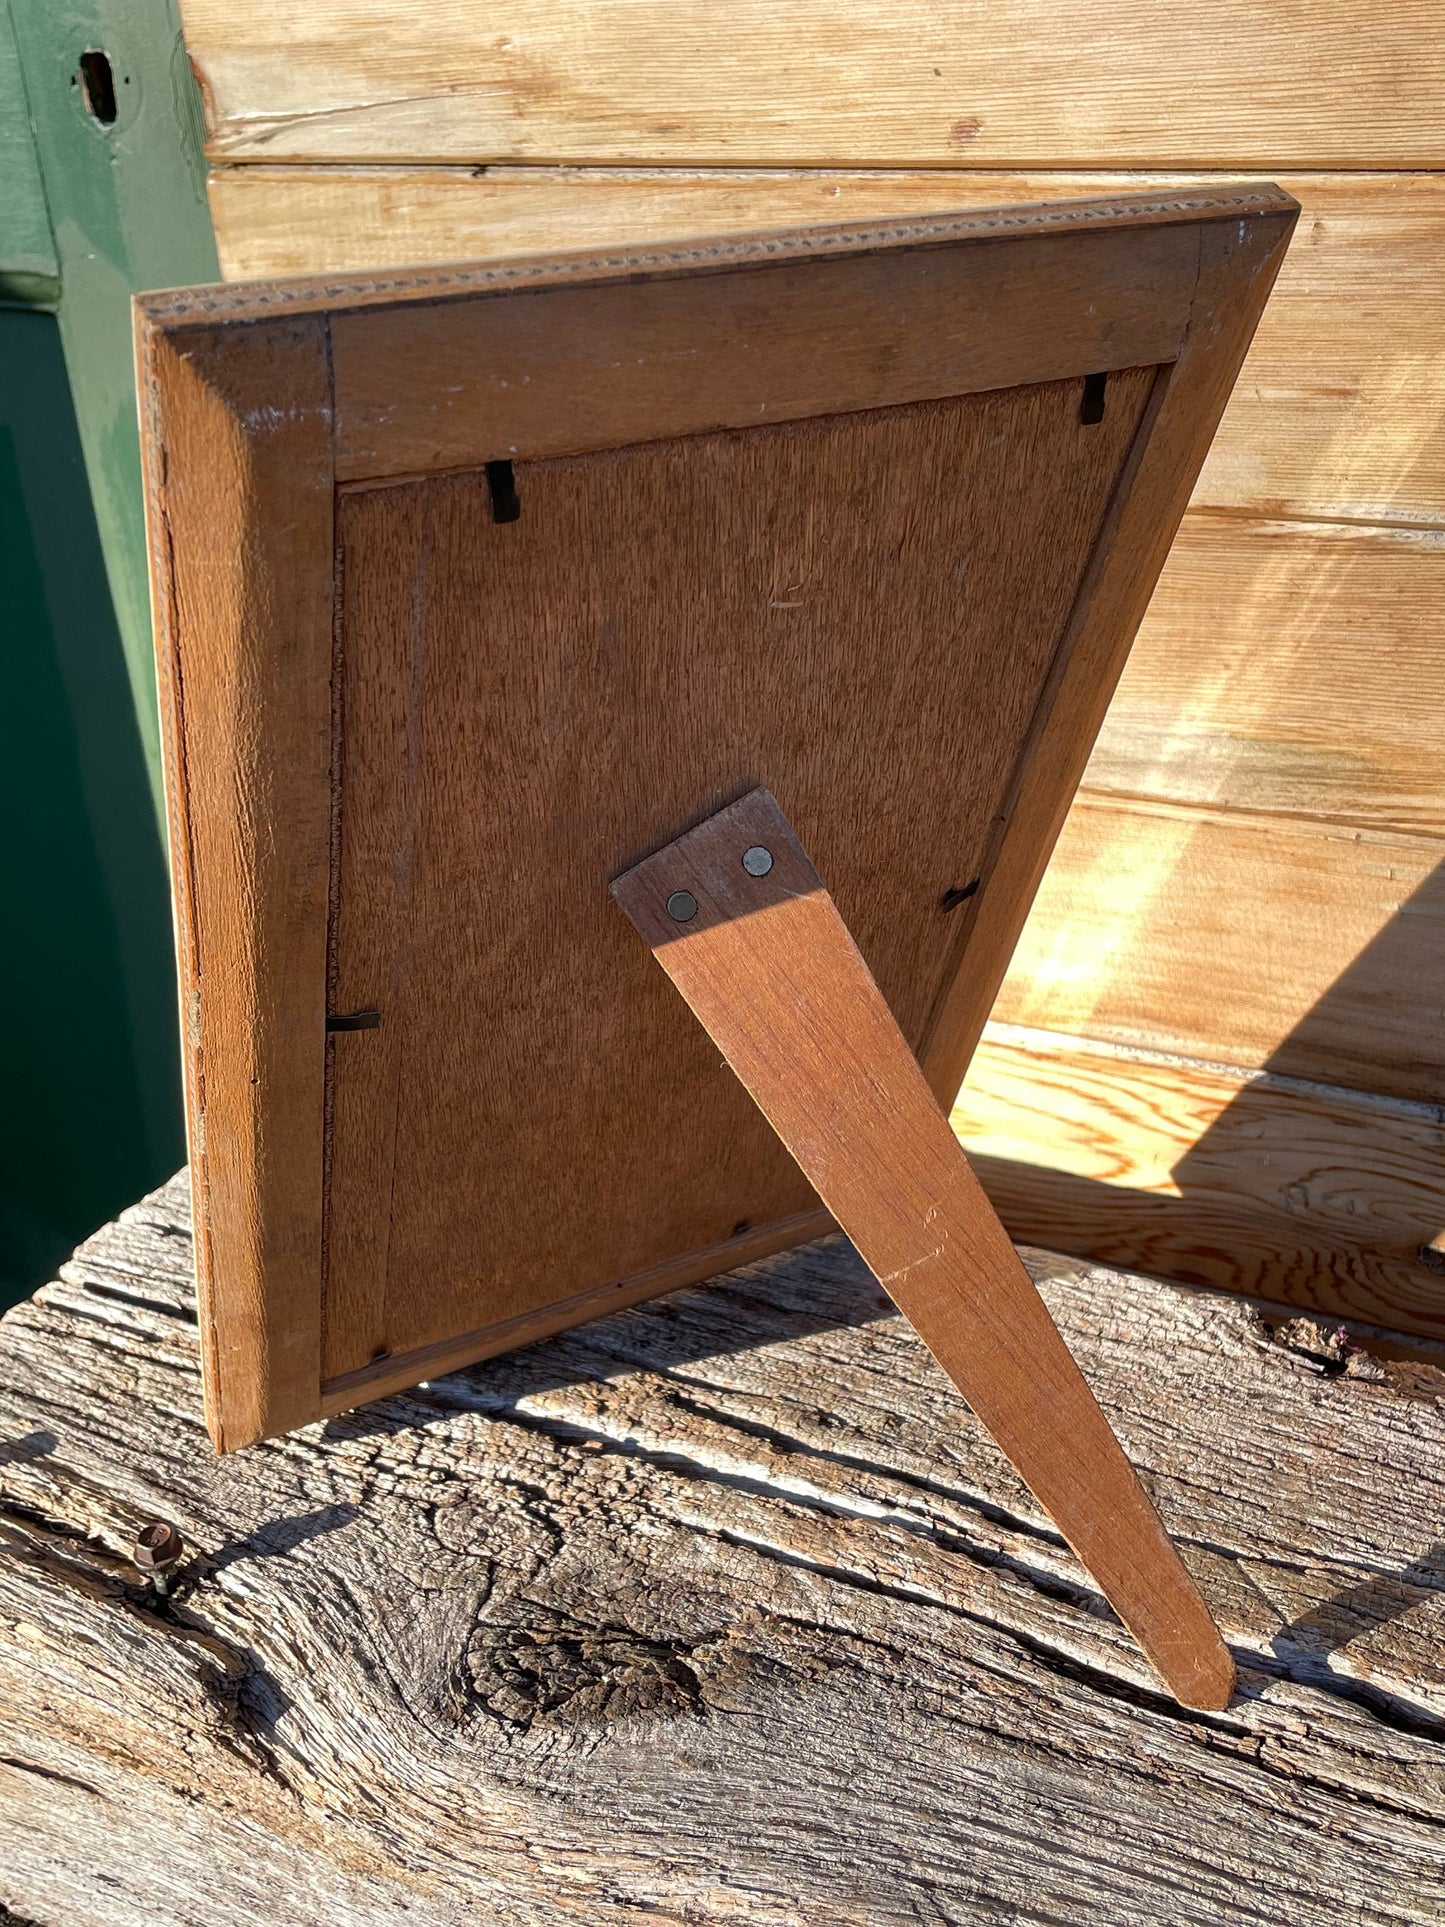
[614,787,1234,1712]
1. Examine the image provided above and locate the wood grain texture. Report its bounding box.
[1186,173,1445,528]
[323,373,1154,1381]
[1090,515,1445,828]
[992,799,1445,1104]
[207,167,1445,528]
[176,1,1445,167]
[955,1026,1445,1336]
[326,207,1202,481]
[137,313,334,1451]
[5,1175,1445,1923]
[614,789,1233,1709]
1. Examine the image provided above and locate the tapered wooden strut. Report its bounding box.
[613,788,1235,1712]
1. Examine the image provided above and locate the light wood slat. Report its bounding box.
[178,2,1445,167]
[205,168,1445,529]
[953,1027,1445,1338]
[989,797,1445,1106]
[1183,174,1445,526]
[1091,514,1445,829]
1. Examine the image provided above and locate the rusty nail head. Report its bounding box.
[133,1520,184,1572]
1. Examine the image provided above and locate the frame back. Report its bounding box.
[138,187,1296,1449]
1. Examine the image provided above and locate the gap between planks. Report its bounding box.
[973,1021,1445,1125]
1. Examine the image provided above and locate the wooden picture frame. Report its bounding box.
[137,186,1296,1466]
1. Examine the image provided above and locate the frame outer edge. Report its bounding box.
[136,301,225,1443]
[918,197,1300,1106]
[139,307,335,1451]
[133,182,1299,330]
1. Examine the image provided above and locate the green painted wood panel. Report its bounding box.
[0,4,59,305]
[8,0,219,810]
[0,310,181,1301]
[1,0,217,1301]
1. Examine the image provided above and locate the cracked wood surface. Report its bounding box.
[2,1174,1444,1924]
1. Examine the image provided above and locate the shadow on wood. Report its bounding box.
[964,855,1445,1336]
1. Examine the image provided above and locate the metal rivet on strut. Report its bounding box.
[666,890,698,923]
[742,846,773,877]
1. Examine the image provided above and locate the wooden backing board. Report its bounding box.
[136,186,1297,1449]
[324,371,1156,1381]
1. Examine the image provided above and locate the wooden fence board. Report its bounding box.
[178,2,1445,167]
[990,798,1445,1104]
[1092,515,1445,829]
[954,1026,1445,1335]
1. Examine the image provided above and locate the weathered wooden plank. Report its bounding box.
[991,796,1445,1105]
[1094,514,1445,829]
[178,2,1445,167]
[2,1174,1445,1924]
[954,1025,1445,1336]
[205,168,1445,528]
